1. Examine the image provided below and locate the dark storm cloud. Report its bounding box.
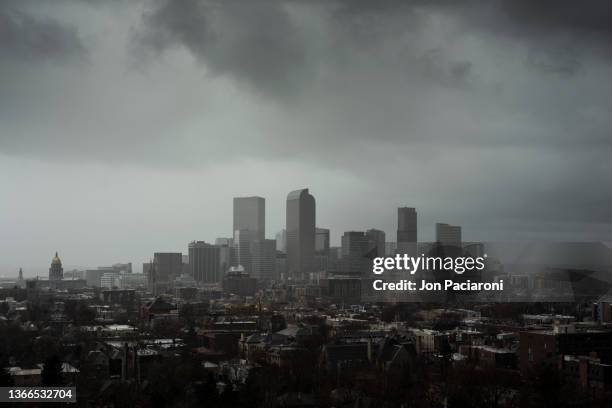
[331,0,612,74]
[332,0,612,40]
[0,1,86,61]
[470,0,612,74]
[134,0,310,98]
[498,0,612,37]
[132,0,612,99]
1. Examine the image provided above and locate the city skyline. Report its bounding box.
[3,185,612,277]
[0,188,477,277]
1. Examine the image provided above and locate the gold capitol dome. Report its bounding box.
[51,251,62,265]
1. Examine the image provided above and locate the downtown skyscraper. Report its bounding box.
[286,188,316,280]
[397,207,417,255]
[233,196,265,273]
[189,241,221,283]
[436,223,462,247]
[233,196,265,241]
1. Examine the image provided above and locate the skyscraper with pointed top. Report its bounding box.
[49,252,63,280]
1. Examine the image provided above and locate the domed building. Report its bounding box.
[49,251,64,280]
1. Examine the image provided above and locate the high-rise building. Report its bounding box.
[222,270,257,296]
[181,254,190,276]
[233,197,266,276]
[315,228,330,254]
[153,253,183,283]
[436,223,462,247]
[366,229,386,257]
[276,229,287,253]
[329,247,342,270]
[86,264,131,288]
[49,252,63,280]
[251,239,277,281]
[275,251,288,281]
[314,227,331,273]
[215,238,232,274]
[146,253,182,294]
[100,271,120,288]
[142,262,152,276]
[341,231,370,275]
[234,229,254,273]
[233,196,265,241]
[397,207,417,254]
[188,241,221,283]
[286,188,316,280]
[314,252,329,272]
[397,207,417,242]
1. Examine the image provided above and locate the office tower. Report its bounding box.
[251,239,277,281]
[222,270,257,296]
[314,228,330,273]
[142,262,152,276]
[366,228,386,257]
[117,273,146,289]
[286,188,316,280]
[101,271,120,288]
[275,251,287,281]
[341,231,370,275]
[436,223,462,247]
[215,238,232,274]
[275,229,287,252]
[313,252,329,272]
[233,196,265,241]
[233,197,265,276]
[84,264,127,288]
[315,228,330,254]
[181,254,190,276]
[397,207,417,242]
[49,252,63,280]
[153,253,183,283]
[329,247,341,269]
[18,268,23,282]
[397,207,417,255]
[234,229,254,273]
[188,241,221,283]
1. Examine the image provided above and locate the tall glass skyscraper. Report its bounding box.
[286,188,316,280]
[397,207,417,243]
[397,207,417,255]
[233,196,265,241]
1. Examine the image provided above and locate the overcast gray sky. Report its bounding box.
[1,0,612,276]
